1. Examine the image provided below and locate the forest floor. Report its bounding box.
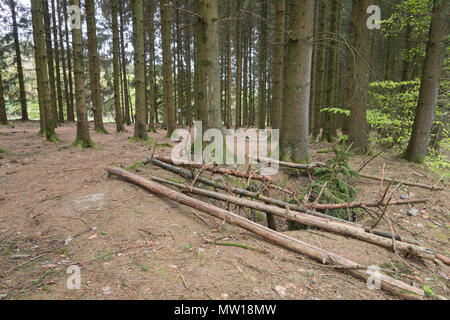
[0,121,448,300]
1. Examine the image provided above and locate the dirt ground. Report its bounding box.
[0,121,448,300]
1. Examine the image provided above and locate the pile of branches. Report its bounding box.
[105,153,447,300]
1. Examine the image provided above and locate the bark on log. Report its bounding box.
[144,156,420,245]
[258,156,327,170]
[305,198,429,210]
[106,166,430,300]
[149,176,439,262]
[154,155,272,183]
[359,173,443,191]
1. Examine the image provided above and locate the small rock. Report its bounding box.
[88,234,97,240]
[0,294,8,300]
[102,287,111,295]
[220,293,229,300]
[400,194,407,200]
[407,208,419,216]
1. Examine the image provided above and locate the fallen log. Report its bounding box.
[149,176,440,263]
[154,155,272,183]
[359,173,443,191]
[257,156,326,170]
[106,166,431,300]
[304,198,429,210]
[144,156,420,245]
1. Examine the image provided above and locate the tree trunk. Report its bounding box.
[197,0,222,130]
[119,1,131,125]
[9,0,28,121]
[175,0,185,126]
[31,0,57,141]
[280,0,314,163]
[405,0,449,163]
[43,0,58,125]
[312,0,327,138]
[225,0,232,129]
[146,0,157,131]
[63,0,75,121]
[57,0,69,123]
[271,0,285,130]
[70,0,92,147]
[132,0,148,139]
[235,0,243,128]
[0,69,7,125]
[50,0,64,123]
[112,0,125,132]
[343,0,370,153]
[258,1,267,129]
[85,0,105,132]
[184,14,193,127]
[160,0,176,136]
[323,0,339,142]
[242,30,248,127]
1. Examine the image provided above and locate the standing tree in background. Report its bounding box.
[197,0,221,130]
[343,0,370,153]
[225,0,232,129]
[160,0,176,136]
[8,0,28,121]
[70,0,93,147]
[0,68,7,125]
[235,0,242,128]
[258,1,267,129]
[57,0,70,123]
[280,0,314,163]
[271,0,285,130]
[85,0,106,133]
[119,1,131,125]
[405,0,449,162]
[132,0,148,140]
[184,13,193,127]
[146,0,157,132]
[112,0,125,132]
[31,0,57,141]
[42,0,58,124]
[63,0,75,121]
[50,0,64,123]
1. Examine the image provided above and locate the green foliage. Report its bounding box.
[320,107,350,116]
[303,146,359,219]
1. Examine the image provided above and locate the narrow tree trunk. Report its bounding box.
[405,0,449,162]
[43,0,58,124]
[31,0,57,141]
[312,0,327,138]
[63,0,75,121]
[225,0,232,129]
[85,0,105,132]
[57,0,69,123]
[258,1,267,129]
[197,0,222,130]
[343,0,370,153]
[50,0,64,123]
[70,0,93,147]
[323,0,339,142]
[9,0,28,121]
[119,1,131,125]
[133,0,148,139]
[160,0,176,136]
[0,69,7,125]
[235,0,243,128]
[185,14,193,127]
[175,0,185,126]
[280,0,314,163]
[401,24,413,82]
[271,0,285,130]
[112,0,125,132]
[242,31,248,127]
[146,0,156,132]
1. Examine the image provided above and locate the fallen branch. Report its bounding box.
[258,156,326,170]
[304,198,429,210]
[144,157,420,246]
[359,173,443,191]
[150,176,440,263]
[154,155,272,183]
[106,166,432,300]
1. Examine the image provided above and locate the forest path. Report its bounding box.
[0,121,448,300]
